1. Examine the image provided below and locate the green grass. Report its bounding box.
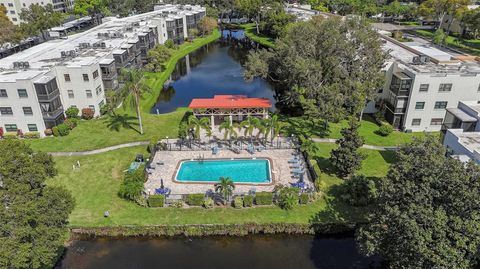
[47,143,392,227]
[240,23,275,48]
[283,115,435,147]
[415,29,480,56]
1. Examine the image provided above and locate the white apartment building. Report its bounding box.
[0,0,74,24]
[0,4,206,135]
[377,34,480,132]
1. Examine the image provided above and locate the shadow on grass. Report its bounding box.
[282,116,330,138]
[104,114,140,133]
[380,150,397,164]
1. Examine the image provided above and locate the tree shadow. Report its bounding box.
[104,114,140,133]
[379,150,397,165]
[282,116,330,138]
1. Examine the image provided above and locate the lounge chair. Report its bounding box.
[155,187,171,196]
[257,145,265,152]
[247,145,255,154]
[290,163,302,168]
[291,169,304,174]
[291,181,306,189]
[230,146,241,154]
[288,157,299,163]
[212,146,219,155]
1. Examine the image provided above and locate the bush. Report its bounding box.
[185,194,204,206]
[203,197,214,209]
[3,132,18,140]
[243,195,254,207]
[56,123,70,136]
[233,196,243,209]
[376,124,393,137]
[81,108,94,120]
[24,132,40,139]
[52,127,59,137]
[17,129,23,137]
[100,104,109,116]
[276,186,300,210]
[299,193,310,204]
[65,106,80,119]
[118,165,146,202]
[171,200,184,208]
[164,39,177,49]
[255,192,273,205]
[64,118,77,130]
[148,195,165,207]
[44,128,53,136]
[342,175,378,207]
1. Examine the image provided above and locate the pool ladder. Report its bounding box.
[198,154,205,163]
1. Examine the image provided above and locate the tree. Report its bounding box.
[266,114,282,144]
[275,185,300,210]
[462,7,480,39]
[0,6,23,44]
[74,0,109,24]
[187,115,211,140]
[240,116,261,140]
[119,68,151,135]
[0,140,74,268]
[219,120,238,144]
[19,4,64,40]
[259,2,295,38]
[357,136,480,268]
[145,45,171,72]
[342,175,377,206]
[329,119,364,178]
[244,16,386,122]
[198,16,218,36]
[235,0,268,33]
[214,177,235,204]
[419,0,469,41]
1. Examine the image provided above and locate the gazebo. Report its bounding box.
[188,95,272,130]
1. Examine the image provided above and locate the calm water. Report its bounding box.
[57,235,382,269]
[176,159,271,183]
[150,30,277,114]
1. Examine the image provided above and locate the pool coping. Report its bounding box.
[171,157,275,186]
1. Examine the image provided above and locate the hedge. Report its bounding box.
[185,194,204,206]
[243,195,254,207]
[233,197,243,209]
[3,132,18,139]
[24,132,40,139]
[299,193,310,204]
[255,192,273,205]
[148,195,165,207]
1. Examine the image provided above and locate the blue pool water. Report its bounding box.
[176,159,271,184]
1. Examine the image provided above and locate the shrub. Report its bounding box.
[171,200,184,208]
[52,126,59,137]
[276,186,300,210]
[233,196,243,209]
[243,195,254,207]
[185,194,204,206]
[44,128,53,136]
[255,192,273,205]
[342,175,378,207]
[24,132,40,139]
[164,39,177,49]
[56,123,70,136]
[81,108,94,120]
[203,197,214,209]
[3,132,18,140]
[63,118,77,130]
[118,165,146,201]
[376,124,393,137]
[299,193,310,204]
[0,127,3,138]
[148,195,165,207]
[65,106,80,119]
[17,129,23,138]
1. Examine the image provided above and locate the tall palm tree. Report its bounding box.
[215,177,235,204]
[240,116,261,140]
[119,68,151,135]
[268,114,282,144]
[219,120,238,145]
[188,115,211,140]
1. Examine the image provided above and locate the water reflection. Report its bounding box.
[150,30,277,114]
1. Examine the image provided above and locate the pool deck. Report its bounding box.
[145,148,313,196]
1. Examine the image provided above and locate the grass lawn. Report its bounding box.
[240,23,275,48]
[48,143,393,227]
[415,29,480,56]
[283,115,434,147]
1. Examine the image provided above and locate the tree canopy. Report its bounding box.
[357,136,480,268]
[0,140,74,268]
[0,6,23,44]
[19,4,64,39]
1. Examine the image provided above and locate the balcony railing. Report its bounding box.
[36,89,60,101]
[42,107,64,119]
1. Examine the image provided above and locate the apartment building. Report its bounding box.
[0,4,206,135]
[0,0,74,24]
[377,34,480,132]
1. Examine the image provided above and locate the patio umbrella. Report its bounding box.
[161,179,164,189]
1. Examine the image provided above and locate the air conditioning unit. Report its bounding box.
[100,42,106,48]
[61,51,67,58]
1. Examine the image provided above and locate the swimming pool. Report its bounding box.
[175,159,272,184]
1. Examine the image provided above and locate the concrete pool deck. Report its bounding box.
[145,148,313,196]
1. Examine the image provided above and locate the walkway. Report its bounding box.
[311,138,398,151]
[48,141,149,157]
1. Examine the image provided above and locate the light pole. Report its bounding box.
[166,136,169,150]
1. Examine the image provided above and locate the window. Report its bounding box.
[419,84,429,92]
[430,118,443,125]
[27,124,38,132]
[17,89,27,98]
[95,85,102,95]
[86,90,92,98]
[93,70,99,79]
[0,89,7,97]
[83,74,89,82]
[99,100,105,107]
[0,107,13,115]
[478,83,480,92]
[23,107,33,115]
[5,124,17,132]
[439,83,452,92]
[8,3,13,7]
[11,17,17,21]
[411,118,421,126]
[415,102,425,110]
[9,10,15,14]
[88,105,95,112]
[434,101,448,109]
[64,74,71,82]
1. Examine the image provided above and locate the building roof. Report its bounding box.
[447,108,477,122]
[189,95,272,109]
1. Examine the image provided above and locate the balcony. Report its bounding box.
[385,102,406,114]
[36,89,60,101]
[42,107,64,120]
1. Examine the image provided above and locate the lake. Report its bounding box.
[150,30,277,114]
[56,234,382,269]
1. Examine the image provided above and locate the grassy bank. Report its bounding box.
[47,143,392,228]
[240,23,275,48]
[415,29,480,56]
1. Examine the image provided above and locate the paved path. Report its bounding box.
[48,141,149,157]
[312,138,398,151]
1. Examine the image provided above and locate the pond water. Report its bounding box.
[150,30,277,114]
[56,235,383,269]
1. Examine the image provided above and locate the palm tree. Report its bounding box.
[215,177,235,204]
[119,68,151,135]
[268,114,282,144]
[240,116,261,140]
[219,120,238,145]
[188,115,211,140]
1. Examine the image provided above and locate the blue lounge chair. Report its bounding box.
[290,163,302,168]
[212,146,219,155]
[291,181,306,189]
[247,144,255,154]
[288,158,299,163]
[155,187,171,196]
[291,169,304,174]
